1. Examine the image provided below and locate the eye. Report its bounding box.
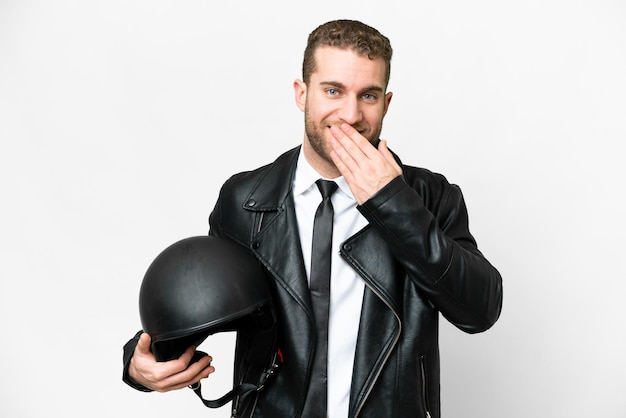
[362,92,376,101]
[327,88,340,96]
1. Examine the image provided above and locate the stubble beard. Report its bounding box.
[304,110,334,166]
[303,110,382,167]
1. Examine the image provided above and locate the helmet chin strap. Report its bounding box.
[188,351,281,410]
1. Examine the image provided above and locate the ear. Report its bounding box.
[382,91,393,116]
[293,79,307,112]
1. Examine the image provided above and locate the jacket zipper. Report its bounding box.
[256,212,264,233]
[352,278,401,417]
[419,355,432,418]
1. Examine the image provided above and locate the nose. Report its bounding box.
[337,95,362,125]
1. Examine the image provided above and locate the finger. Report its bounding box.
[177,345,197,365]
[161,356,215,391]
[186,355,214,379]
[148,351,214,392]
[330,126,374,176]
[329,132,359,173]
[332,126,367,163]
[329,147,354,181]
[338,123,379,158]
[156,345,198,377]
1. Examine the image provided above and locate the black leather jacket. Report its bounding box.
[206,146,503,417]
[122,146,502,416]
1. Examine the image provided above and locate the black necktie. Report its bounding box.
[302,179,338,418]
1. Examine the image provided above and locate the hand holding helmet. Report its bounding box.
[128,332,214,392]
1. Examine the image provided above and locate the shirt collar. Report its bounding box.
[293,147,354,200]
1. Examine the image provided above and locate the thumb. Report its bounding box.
[136,332,153,355]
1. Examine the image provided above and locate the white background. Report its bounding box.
[1,0,625,417]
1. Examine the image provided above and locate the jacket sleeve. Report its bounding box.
[121,330,152,392]
[357,175,503,333]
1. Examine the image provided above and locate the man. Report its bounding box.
[123,19,503,418]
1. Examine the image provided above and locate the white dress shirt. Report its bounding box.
[293,148,367,418]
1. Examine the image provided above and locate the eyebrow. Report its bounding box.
[319,81,385,95]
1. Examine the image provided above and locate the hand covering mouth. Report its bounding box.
[327,124,367,135]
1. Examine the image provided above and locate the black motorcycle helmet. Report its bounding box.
[139,235,279,415]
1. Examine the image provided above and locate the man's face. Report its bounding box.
[294,47,392,172]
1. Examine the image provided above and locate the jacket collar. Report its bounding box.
[243,146,300,212]
[245,146,315,312]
